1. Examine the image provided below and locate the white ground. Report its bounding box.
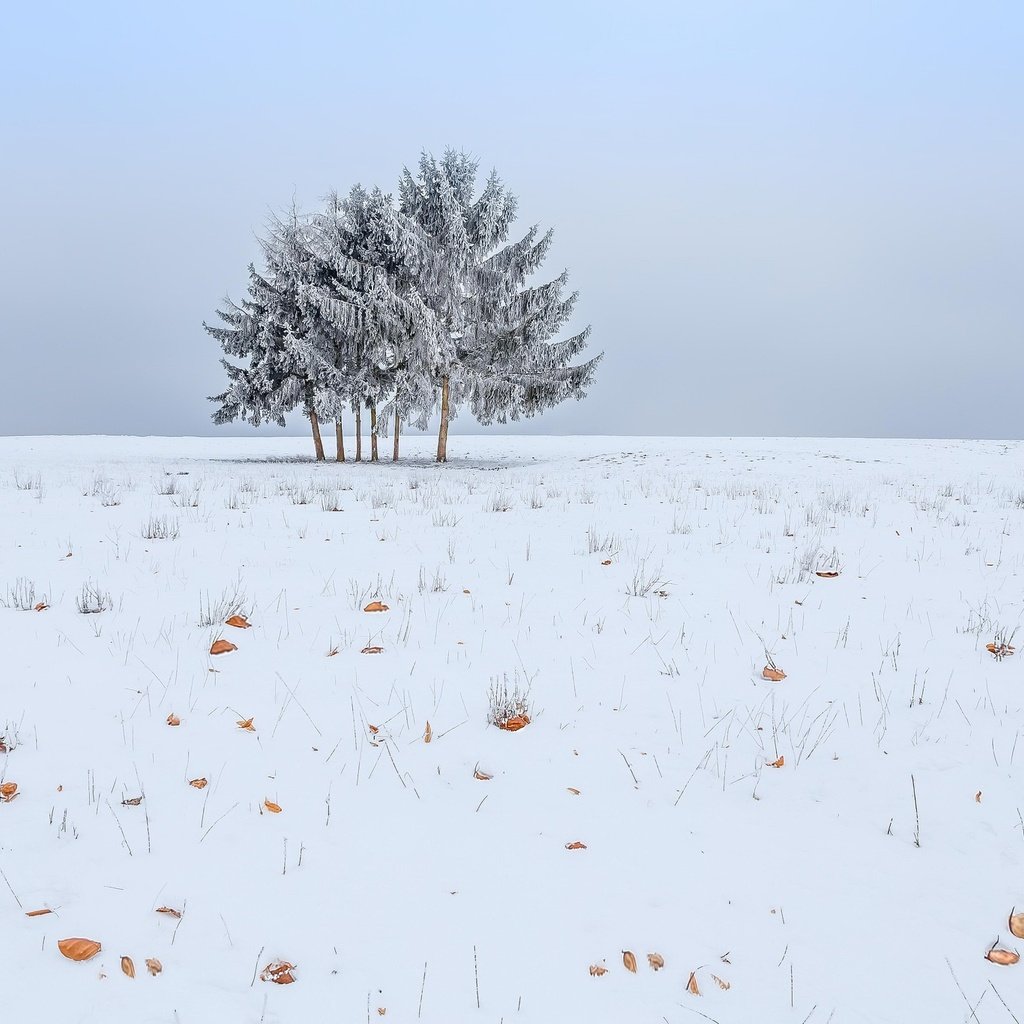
[2,434,1024,1023]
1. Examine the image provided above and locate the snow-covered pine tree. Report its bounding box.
[398,149,599,460]
[205,213,340,460]
[304,186,430,462]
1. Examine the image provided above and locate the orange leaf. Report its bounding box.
[986,948,1020,965]
[622,950,637,973]
[601,559,612,566]
[121,956,136,978]
[768,756,784,768]
[0,781,18,802]
[210,639,237,655]
[166,713,180,727]
[145,958,162,976]
[500,714,530,732]
[261,961,297,984]
[264,799,282,814]
[58,938,102,962]
[687,971,701,995]
[189,777,208,789]
[368,724,380,734]
[589,964,608,976]
[424,721,432,744]
[25,908,53,917]
[473,769,492,781]
[565,840,587,850]
[1010,911,1024,940]
[363,601,390,613]
[815,570,840,579]
[155,906,182,919]
[225,614,251,628]
[762,666,786,682]
[33,602,48,611]
[647,952,665,971]
[361,645,384,655]
[237,718,255,731]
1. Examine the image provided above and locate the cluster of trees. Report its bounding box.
[205,150,601,463]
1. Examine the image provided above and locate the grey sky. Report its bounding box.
[2,1,1021,439]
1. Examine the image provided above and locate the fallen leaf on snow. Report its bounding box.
[976,791,982,803]
[363,601,389,613]
[762,665,786,682]
[647,952,664,971]
[34,602,48,611]
[361,645,384,655]
[589,964,608,976]
[565,841,588,850]
[567,787,581,795]
[768,756,785,768]
[146,958,162,976]
[499,714,530,732]
[25,908,53,917]
[986,948,1020,966]
[189,777,208,789]
[261,960,297,984]
[155,906,182,919]
[1010,911,1024,940]
[210,639,237,655]
[58,938,102,962]
[237,718,255,731]
[264,799,283,814]
[473,770,492,781]
[424,721,432,744]
[815,570,840,579]
[122,796,143,806]
[166,713,181,726]
[622,951,637,973]
[0,782,18,802]
[225,614,251,628]
[121,956,135,978]
[711,973,731,990]
[687,971,701,995]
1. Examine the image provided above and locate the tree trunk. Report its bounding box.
[370,403,379,462]
[393,410,400,462]
[309,410,325,462]
[436,377,450,463]
[335,417,345,462]
[355,405,362,462]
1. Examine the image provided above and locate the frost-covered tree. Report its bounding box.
[398,150,600,461]
[207,150,599,461]
[205,214,340,460]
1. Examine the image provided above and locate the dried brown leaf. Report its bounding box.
[189,777,208,789]
[986,948,1020,966]
[647,952,664,971]
[622,950,637,973]
[687,971,701,995]
[155,906,182,919]
[145,958,162,976]
[589,964,608,976]
[1010,911,1024,940]
[166,713,181,726]
[58,938,102,962]
[565,840,588,850]
[762,666,786,682]
[121,956,135,978]
[264,799,282,814]
[210,638,237,655]
[225,614,251,628]
[363,601,389,613]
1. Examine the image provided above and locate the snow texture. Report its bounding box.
[2,434,1023,1023]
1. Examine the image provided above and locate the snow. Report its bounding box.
[2,433,1023,1023]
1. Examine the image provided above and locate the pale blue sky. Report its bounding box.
[2,1,1021,438]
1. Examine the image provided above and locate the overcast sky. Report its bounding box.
[2,1,1021,439]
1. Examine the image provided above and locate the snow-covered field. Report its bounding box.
[3,434,1024,1023]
